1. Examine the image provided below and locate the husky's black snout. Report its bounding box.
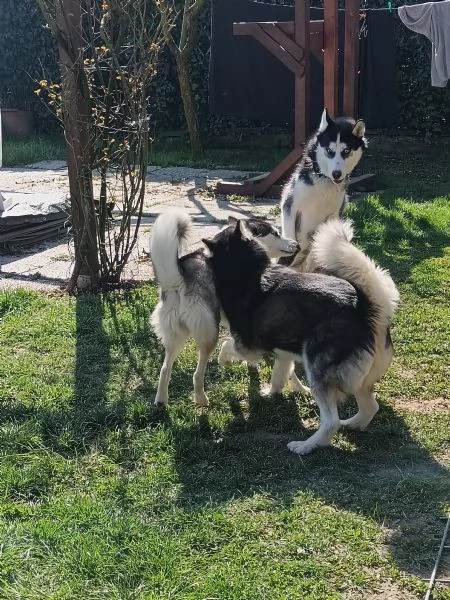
[332,169,342,182]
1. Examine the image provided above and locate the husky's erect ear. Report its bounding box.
[227,215,238,225]
[319,108,333,132]
[352,119,366,139]
[202,238,215,253]
[233,219,252,241]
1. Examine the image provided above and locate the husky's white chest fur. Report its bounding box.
[279,109,367,270]
[288,175,346,251]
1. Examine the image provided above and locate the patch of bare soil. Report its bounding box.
[393,397,450,414]
[357,580,418,600]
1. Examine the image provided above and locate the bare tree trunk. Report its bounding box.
[156,0,206,160]
[176,55,203,159]
[39,0,163,288]
[57,0,99,292]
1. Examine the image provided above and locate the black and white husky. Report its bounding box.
[150,209,300,407]
[203,216,400,455]
[280,109,368,270]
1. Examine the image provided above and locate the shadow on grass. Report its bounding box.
[348,197,450,288]
[36,293,118,453]
[0,184,446,582]
[168,374,449,579]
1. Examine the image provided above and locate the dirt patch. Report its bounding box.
[370,459,450,481]
[356,580,417,600]
[393,397,450,414]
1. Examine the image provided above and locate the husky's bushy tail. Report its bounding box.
[150,208,192,290]
[311,218,400,327]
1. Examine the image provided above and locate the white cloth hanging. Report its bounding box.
[398,0,450,87]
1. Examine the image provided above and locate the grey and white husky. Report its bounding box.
[203,216,399,455]
[150,209,300,407]
[280,109,367,270]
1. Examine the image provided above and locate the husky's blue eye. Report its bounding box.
[342,148,351,156]
[326,147,335,157]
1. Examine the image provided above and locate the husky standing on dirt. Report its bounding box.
[280,109,368,270]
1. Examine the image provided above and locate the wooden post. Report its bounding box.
[217,0,370,198]
[343,0,359,116]
[323,0,338,116]
[294,0,310,146]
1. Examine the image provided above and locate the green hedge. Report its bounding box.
[1,0,449,136]
[0,1,59,131]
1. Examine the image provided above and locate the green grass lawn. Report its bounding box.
[1,132,290,171]
[1,134,67,168]
[0,140,449,598]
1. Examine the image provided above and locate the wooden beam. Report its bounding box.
[233,20,323,62]
[343,0,359,116]
[235,20,324,36]
[294,0,310,145]
[250,25,305,76]
[323,0,338,116]
[216,147,302,197]
[260,23,304,62]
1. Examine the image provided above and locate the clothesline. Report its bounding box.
[359,6,399,11]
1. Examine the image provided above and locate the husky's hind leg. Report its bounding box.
[341,333,393,430]
[287,385,340,455]
[268,358,293,395]
[218,338,237,366]
[269,359,310,395]
[340,385,379,430]
[287,363,310,395]
[155,331,188,406]
[192,338,217,407]
[192,313,219,407]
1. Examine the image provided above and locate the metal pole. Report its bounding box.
[424,514,450,600]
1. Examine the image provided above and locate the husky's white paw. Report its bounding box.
[288,373,310,395]
[340,416,369,431]
[287,440,317,455]
[218,340,237,366]
[218,350,234,366]
[195,392,209,407]
[154,394,168,407]
[260,384,282,397]
[283,239,300,254]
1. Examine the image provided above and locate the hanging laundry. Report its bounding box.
[398,0,450,87]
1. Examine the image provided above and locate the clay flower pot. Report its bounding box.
[1,108,35,137]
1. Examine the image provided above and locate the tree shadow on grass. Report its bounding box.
[4,289,167,457]
[35,292,117,454]
[356,137,450,202]
[0,290,149,459]
[104,290,175,431]
[349,196,450,288]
